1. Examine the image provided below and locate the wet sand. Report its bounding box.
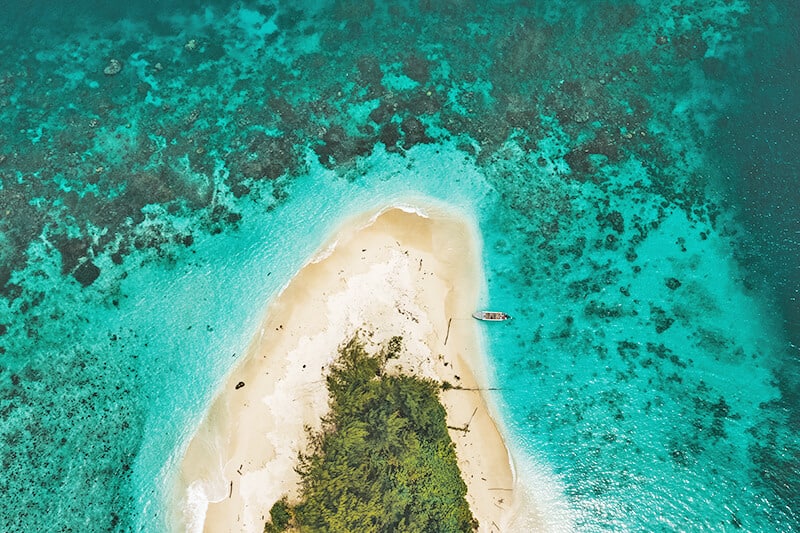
[173,205,518,532]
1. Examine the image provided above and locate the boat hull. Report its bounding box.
[472,311,512,321]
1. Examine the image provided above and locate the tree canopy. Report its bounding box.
[266,336,477,533]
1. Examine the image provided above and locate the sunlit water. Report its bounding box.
[0,1,797,531]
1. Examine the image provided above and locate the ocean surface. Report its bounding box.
[1,1,797,531]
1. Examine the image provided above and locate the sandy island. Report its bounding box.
[173,205,521,532]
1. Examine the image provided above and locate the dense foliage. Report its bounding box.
[267,337,476,532]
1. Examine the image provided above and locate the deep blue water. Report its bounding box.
[0,1,797,531]
[710,1,800,353]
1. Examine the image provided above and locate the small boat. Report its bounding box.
[472,311,512,321]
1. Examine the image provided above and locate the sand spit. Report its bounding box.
[173,204,524,532]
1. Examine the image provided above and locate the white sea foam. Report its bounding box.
[183,481,210,533]
[505,445,580,532]
[149,141,497,529]
[307,197,460,265]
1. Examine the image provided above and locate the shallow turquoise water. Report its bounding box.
[0,1,797,531]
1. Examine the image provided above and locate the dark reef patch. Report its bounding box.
[55,237,91,275]
[73,260,101,287]
[314,125,374,169]
[403,54,431,83]
[650,306,675,334]
[400,116,432,149]
[0,1,796,531]
[665,277,682,290]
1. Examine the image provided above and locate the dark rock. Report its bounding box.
[567,277,601,300]
[230,182,251,198]
[671,447,687,465]
[406,90,442,115]
[665,277,682,290]
[456,141,477,157]
[564,236,586,259]
[379,123,400,151]
[506,108,539,131]
[617,340,640,359]
[345,20,363,39]
[0,267,11,292]
[241,134,297,181]
[314,125,373,167]
[269,97,300,128]
[404,55,430,83]
[137,82,152,96]
[56,236,89,274]
[235,381,245,390]
[369,99,398,124]
[358,123,375,136]
[276,7,302,29]
[1,283,22,301]
[607,211,625,233]
[0,324,6,335]
[95,195,136,229]
[356,55,383,86]
[584,129,621,162]
[125,169,179,206]
[315,125,346,165]
[673,30,708,61]
[651,306,675,333]
[668,353,687,369]
[563,148,592,176]
[646,342,672,360]
[585,300,622,319]
[73,260,101,287]
[258,4,277,20]
[401,116,431,148]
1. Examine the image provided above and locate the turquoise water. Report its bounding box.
[1,1,797,531]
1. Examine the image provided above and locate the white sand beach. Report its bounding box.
[173,204,520,532]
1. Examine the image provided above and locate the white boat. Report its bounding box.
[472,311,512,321]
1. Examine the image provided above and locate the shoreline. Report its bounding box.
[172,204,519,532]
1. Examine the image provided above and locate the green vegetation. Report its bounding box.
[265,497,292,533]
[266,336,477,533]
